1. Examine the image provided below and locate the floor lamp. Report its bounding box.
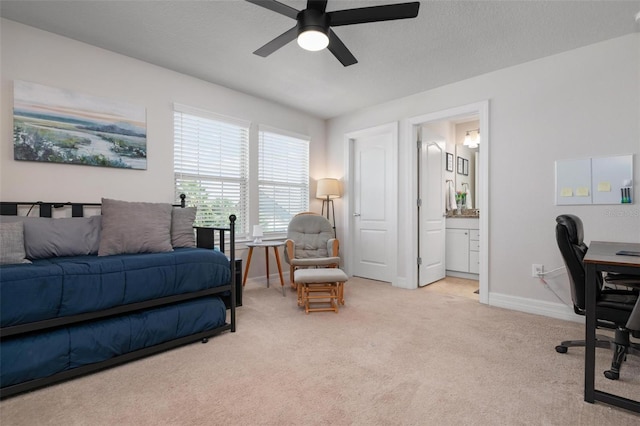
[316,178,340,237]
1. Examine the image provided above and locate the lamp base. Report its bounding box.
[321,198,337,238]
[253,237,262,244]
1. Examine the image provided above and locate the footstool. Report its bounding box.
[294,268,348,314]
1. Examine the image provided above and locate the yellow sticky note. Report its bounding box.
[561,188,573,197]
[597,182,611,192]
[576,187,590,197]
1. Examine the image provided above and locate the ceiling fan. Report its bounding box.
[246,0,420,67]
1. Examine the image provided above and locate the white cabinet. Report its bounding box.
[445,222,479,276]
[446,229,470,272]
[469,229,480,274]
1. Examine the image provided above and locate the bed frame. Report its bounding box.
[0,195,238,399]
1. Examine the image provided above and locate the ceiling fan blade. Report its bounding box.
[328,2,420,27]
[245,0,299,20]
[306,0,328,13]
[253,26,298,57]
[328,29,357,67]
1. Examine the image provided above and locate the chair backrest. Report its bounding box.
[555,214,602,313]
[286,213,335,260]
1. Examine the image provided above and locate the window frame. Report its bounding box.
[255,125,310,237]
[173,105,310,242]
[173,103,250,237]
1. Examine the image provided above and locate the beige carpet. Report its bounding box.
[1,277,638,425]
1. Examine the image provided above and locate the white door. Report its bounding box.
[350,125,396,282]
[419,140,446,286]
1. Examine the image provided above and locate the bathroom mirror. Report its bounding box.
[453,120,480,211]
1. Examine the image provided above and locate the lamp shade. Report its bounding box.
[316,178,341,199]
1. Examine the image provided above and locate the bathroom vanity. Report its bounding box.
[445,216,479,279]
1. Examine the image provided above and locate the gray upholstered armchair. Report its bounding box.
[284,212,340,288]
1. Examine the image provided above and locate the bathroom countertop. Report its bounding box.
[446,211,479,218]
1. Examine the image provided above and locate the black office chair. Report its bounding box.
[555,214,640,380]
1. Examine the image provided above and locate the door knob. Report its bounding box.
[353,213,361,217]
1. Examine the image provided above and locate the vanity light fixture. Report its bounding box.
[464,129,480,148]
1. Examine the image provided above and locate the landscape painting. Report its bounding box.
[13,80,147,169]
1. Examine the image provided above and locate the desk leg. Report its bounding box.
[242,247,254,287]
[584,262,597,403]
[273,246,285,296]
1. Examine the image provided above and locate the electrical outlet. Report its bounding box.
[532,264,544,278]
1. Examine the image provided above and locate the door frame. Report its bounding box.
[343,122,398,285]
[404,101,490,304]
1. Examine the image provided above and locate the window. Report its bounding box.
[173,104,249,234]
[258,128,309,234]
[173,105,310,239]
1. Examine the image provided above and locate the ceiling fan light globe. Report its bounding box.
[297,30,329,51]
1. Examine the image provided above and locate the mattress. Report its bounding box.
[0,248,230,328]
[1,296,227,387]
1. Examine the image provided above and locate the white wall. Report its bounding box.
[327,34,640,317]
[1,19,328,283]
[0,19,326,205]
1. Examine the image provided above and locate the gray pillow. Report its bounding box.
[171,207,197,248]
[2,216,101,259]
[0,221,31,265]
[98,198,173,256]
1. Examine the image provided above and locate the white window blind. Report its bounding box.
[258,128,309,233]
[174,106,249,235]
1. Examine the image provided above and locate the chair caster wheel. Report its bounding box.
[604,370,619,380]
[201,338,209,344]
[555,345,568,353]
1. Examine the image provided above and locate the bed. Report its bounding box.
[0,196,239,398]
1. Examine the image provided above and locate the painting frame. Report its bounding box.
[463,158,469,176]
[13,80,147,170]
[446,152,454,172]
[457,156,464,175]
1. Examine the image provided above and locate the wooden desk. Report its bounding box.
[584,241,640,413]
[243,241,285,296]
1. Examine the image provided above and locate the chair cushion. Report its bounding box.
[295,268,348,284]
[290,256,340,267]
[287,214,334,259]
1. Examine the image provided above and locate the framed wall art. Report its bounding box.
[446,152,454,172]
[13,80,147,170]
[457,156,464,175]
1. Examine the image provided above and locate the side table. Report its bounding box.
[243,241,286,296]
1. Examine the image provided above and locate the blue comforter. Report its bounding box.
[0,248,230,328]
[1,296,227,387]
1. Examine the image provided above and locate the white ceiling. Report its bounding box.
[2,1,639,119]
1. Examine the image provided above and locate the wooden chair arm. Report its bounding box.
[285,239,295,264]
[327,238,339,257]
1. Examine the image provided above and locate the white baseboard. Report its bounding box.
[446,271,480,280]
[489,292,582,323]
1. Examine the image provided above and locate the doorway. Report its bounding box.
[406,101,489,304]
